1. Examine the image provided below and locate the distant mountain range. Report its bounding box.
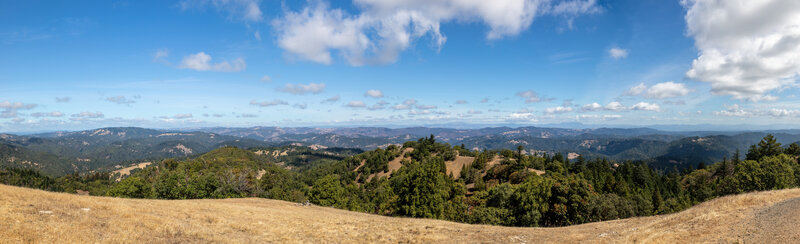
[2,126,800,175]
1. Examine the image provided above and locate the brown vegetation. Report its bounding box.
[3,184,800,243]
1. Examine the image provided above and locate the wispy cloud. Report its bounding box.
[179,52,246,72]
[250,99,289,107]
[278,82,325,95]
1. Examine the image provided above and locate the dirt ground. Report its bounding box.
[2,184,800,243]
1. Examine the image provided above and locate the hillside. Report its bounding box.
[2,184,799,243]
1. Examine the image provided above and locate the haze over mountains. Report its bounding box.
[3,126,800,176]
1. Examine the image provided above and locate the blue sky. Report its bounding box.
[2,0,800,133]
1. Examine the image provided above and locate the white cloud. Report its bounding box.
[604,101,626,111]
[254,30,261,41]
[274,0,600,65]
[767,108,800,117]
[544,106,574,114]
[30,111,64,118]
[260,75,271,82]
[626,83,647,96]
[368,101,388,110]
[364,89,384,98]
[683,0,800,101]
[392,99,418,110]
[608,47,628,59]
[179,0,263,22]
[581,102,602,111]
[507,112,537,122]
[714,104,750,117]
[240,113,258,118]
[713,104,800,118]
[455,100,468,104]
[480,98,489,103]
[278,82,326,95]
[346,100,367,108]
[179,52,246,72]
[55,97,71,103]
[630,102,660,112]
[467,109,482,114]
[645,81,690,99]
[0,101,37,118]
[625,81,691,99]
[516,90,549,103]
[249,99,289,107]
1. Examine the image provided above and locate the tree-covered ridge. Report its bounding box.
[2,134,800,228]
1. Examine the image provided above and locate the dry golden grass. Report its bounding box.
[445,155,475,179]
[2,184,800,243]
[111,162,152,180]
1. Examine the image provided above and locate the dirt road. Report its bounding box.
[743,197,800,243]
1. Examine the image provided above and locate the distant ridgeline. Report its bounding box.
[5,127,800,176]
[2,134,800,227]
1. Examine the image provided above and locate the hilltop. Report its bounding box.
[2,184,799,243]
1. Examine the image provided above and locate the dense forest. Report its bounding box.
[2,134,800,227]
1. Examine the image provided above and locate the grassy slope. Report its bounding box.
[2,184,799,243]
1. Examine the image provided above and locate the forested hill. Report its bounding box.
[4,126,800,176]
[0,127,276,175]
[4,134,800,228]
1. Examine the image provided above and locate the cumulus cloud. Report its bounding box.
[239,113,259,118]
[392,99,418,110]
[608,47,628,59]
[516,90,550,103]
[249,99,289,107]
[683,0,800,101]
[274,0,600,65]
[455,100,468,104]
[346,100,367,108]
[544,106,574,114]
[55,97,71,103]
[627,81,691,99]
[507,112,537,122]
[179,0,263,22]
[364,89,384,98]
[368,101,388,110]
[581,102,602,112]
[0,101,38,118]
[179,52,246,72]
[277,82,326,95]
[391,99,436,110]
[480,98,489,103]
[713,104,800,118]
[30,111,64,118]
[604,101,626,111]
[260,75,271,82]
[714,104,750,117]
[630,102,660,112]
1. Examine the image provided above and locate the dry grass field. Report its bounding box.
[2,184,800,243]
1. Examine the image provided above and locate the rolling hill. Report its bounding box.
[2,184,799,243]
[4,126,800,176]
